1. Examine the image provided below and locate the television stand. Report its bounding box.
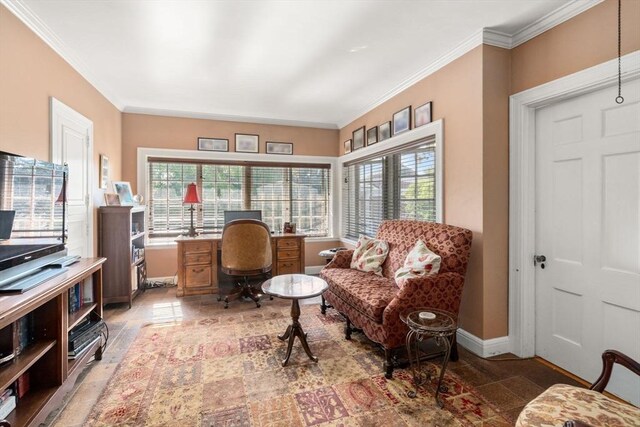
[0,257,105,426]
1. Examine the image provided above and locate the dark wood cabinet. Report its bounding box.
[98,206,145,307]
[0,258,105,427]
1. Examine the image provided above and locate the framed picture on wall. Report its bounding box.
[379,121,391,141]
[235,134,259,153]
[344,139,352,154]
[266,142,293,155]
[99,154,109,189]
[366,126,378,145]
[198,137,228,152]
[414,101,432,127]
[392,106,411,136]
[352,126,365,150]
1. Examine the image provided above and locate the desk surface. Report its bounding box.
[176,233,306,242]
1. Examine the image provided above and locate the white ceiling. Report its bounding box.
[10,0,590,128]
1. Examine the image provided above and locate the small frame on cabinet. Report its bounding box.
[414,101,432,128]
[235,134,259,153]
[99,154,109,189]
[104,193,121,206]
[352,126,365,150]
[366,126,378,145]
[344,139,352,154]
[198,137,229,152]
[379,121,391,141]
[112,181,134,205]
[393,106,411,136]
[266,141,293,155]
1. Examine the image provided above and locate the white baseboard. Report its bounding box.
[305,265,325,275]
[456,328,510,358]
[147,276,175,284]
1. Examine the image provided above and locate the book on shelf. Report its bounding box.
[0,395,16,420]
[14,313,35,356]
[16,372,29,399]
[0,388,12,405]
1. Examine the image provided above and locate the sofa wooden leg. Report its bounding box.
[450,334,459,362]
[384,349,394,379]
[345,317,352,340]
[321,295,327,315]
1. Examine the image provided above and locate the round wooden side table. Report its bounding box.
[401,308,457,408]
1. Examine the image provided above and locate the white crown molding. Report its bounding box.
[338,29,485,128]
[482,29,512,49]
[122,106,338,130]
[1,0,125,110]
[511,0,605,48]
[338,0,604,128]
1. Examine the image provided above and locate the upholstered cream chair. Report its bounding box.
[220,219,272,308]
[516,350,640,427]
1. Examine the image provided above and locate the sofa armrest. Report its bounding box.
[590,350,640,392]
[383,272,465,324]
[323,249,354,269]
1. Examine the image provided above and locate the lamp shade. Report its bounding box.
[183,183,201,204]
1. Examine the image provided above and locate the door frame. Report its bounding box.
[50,97,94,257]
[508,50,640,358]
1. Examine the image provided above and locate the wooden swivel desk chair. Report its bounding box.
[219,219,272,308]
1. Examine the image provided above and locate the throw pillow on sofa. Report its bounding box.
[394,239,441,287]
[350,235,389,276]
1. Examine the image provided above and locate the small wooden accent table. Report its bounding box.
[261,274,328,366]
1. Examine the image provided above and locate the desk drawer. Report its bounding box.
[185,265,212,287]
[277,249,299,260]
[183,241,211,254]
[277,260,301,275]
[277,238,299,249]
[184,253,211,265]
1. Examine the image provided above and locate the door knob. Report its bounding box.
[534,255,546,268]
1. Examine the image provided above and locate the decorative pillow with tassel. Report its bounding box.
[350,235,389,276]
[395,239,441,287]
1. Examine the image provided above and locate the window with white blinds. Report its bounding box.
[342,138,437,240]
[148,159,331,239]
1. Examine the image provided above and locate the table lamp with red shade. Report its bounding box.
[183,182,201,237]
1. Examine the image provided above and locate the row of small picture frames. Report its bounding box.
[344,101,432,154]
[197,134,293,155]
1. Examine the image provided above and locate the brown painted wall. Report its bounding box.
[482,45,511,338]
[0,4,122,256]
[511,0,640,94]
[122,113,340,276]
[339,46,486,337]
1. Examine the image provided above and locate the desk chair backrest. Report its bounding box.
[221,219,272,276]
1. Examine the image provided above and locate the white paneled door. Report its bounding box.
[535,78,640,405]
[50,98,93,258]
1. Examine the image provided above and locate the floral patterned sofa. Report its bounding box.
[319,220,473,378]
[516,350,640,427]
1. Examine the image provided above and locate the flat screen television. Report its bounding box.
[0,152,68,289]
[223,210,262,224]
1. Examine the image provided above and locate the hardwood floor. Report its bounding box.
[45,286,581,426]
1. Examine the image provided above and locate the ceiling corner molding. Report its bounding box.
[337,29,485,129]
[1,0,125,111]
[482,29,513,49]
[122,106,339,130]
[511,0,605,48]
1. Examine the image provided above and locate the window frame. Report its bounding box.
[138,148,339,247]
[338,120,443,243]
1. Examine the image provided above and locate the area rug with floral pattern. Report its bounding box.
[86,303,511,426]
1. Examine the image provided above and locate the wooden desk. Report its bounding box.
[175,233,306,297]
